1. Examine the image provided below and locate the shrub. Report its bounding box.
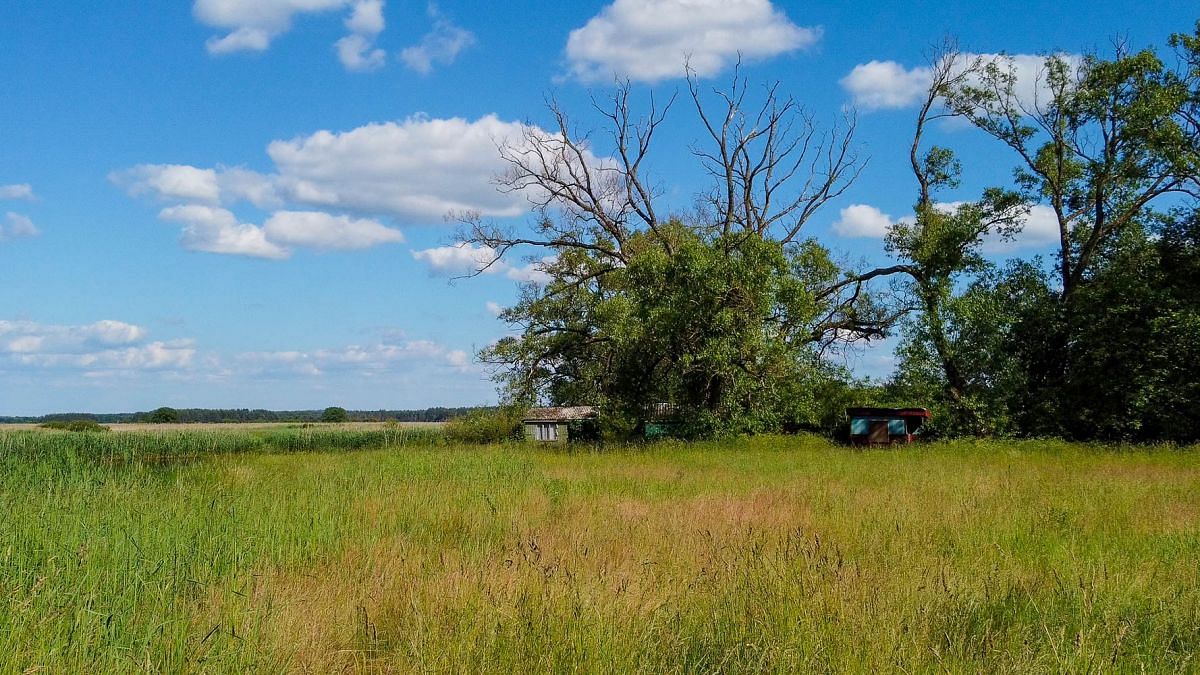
[444,406,525,444]
[321,406,349,423]
[39,420,110,433]
[144,407,180,423]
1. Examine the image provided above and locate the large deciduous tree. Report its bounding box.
[462,70,904,437]
[892,25,1200,440]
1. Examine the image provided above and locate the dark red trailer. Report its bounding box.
[846,408,931,446]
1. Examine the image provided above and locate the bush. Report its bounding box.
[444,406,525,444]
[321,406,349,423]
[39,420,110,433]
[143,407,180,423]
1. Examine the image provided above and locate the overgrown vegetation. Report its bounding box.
[0,425,443,465]
[442,405,525,444]
[463,23,1200,443]
[2,429,1198,672]
[38,419,110,433]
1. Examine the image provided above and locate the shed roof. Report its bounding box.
[524,406,598,422]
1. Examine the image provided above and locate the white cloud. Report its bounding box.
[218,167,284,208]
[194,0,388,72]
[1,212,40,241]
[0,320,193,373]
[264,115,532,219]
[336,0,387,71]
[345,0,384,34]
[236,338,471,376]
[117,115,618,260]
[565,0,819,83]
[399,4,475,75]
[117,115,606,228]
[0,319,146,354]
[833,201,1061,254]
[0,184,35,201]
[114,164,221,204]
[505,257,555,284]
[157,206,402,258]
[262,210,404,250]
[981,204,1061,253]
[159,205,290,260]
[336,34,386,71]
[412,243,499,276]
[206,26,274,54]
[15,341,197,371]
[195,0,349,51]
[832,204,893,238]
[485,301,503,316]
[841,52,1082,111]
[839,61,932,110]
[412,244,555,284]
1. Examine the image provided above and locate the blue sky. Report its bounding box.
[0,0,1192,415]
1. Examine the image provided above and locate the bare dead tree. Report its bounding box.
[686,62,864,246]
[456,69,918,346]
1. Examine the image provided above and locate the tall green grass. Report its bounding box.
[1,433,1198,672]
[0,424,443,466]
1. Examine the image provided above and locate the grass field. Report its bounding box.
[1,430,1198,673]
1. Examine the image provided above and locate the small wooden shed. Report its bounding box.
[523,406,598,442]
[847,407,931,446]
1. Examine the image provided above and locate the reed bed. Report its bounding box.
[1,433,1197,672]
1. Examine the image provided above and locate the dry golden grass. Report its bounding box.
[193,439,1200,673]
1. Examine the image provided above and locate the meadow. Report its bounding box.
[1,427,1198,673]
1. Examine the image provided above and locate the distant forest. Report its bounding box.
[0,407,481,425]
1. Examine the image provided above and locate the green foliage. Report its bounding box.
[485,224,871,439]
[443,406,525,444]
[144,406,180,423]
[892,25,1200,440]
[320,406,349,423]
[38,419,110,433]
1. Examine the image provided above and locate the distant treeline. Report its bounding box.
[0,407,484,424]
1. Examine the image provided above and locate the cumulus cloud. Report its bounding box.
[116,115,616,259]
[981,204,1061,253]
[399,4,475,74]
[195,0,388,71]
[839,61,933,110]
[832,204,893,238]
[504,257,555,284]
[262,210,404,250]
[565,0,819,83]
[412,244,555,284]
[345,0,385,34]
[0,184,35,201]
[832,201,1062,254]
[0,320,194,373]
[236,337,473,376]
[412,243,500,276]
[336,34,387,71]
[841,52,1082,111]
[113,164,221,204]
[159,205,290,260]
[485,301,503,316]
[336,0,386,71]
[264,115,532,219]
[1,212,40,241]
[117,115,605,229]
[155,206,404,259]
